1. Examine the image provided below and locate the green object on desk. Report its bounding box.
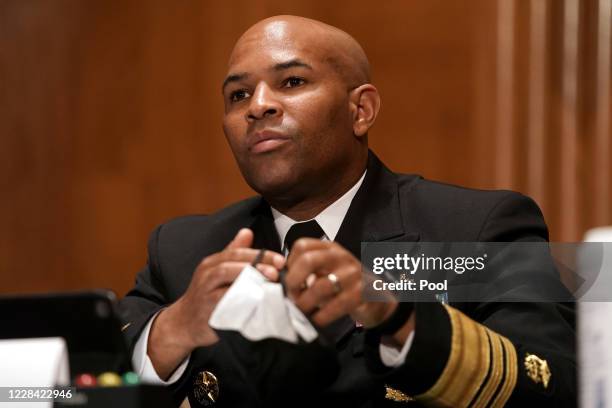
[122,371,140,385]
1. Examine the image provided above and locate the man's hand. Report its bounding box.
[147,228,285,380]
[285,239,414,347]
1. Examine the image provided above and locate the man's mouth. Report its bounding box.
[249,131,291,154]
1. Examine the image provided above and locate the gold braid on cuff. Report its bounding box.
[415,305,518,408]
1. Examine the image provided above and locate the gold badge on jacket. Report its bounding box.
[193,371,219,406]
[524,353,551,389]
[385,385,414,402]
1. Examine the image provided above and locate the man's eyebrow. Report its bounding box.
[273,59,313,71]
[222,72,248,92]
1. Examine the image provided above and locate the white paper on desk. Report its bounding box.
[579,227,612,408]
[0,337,69,408]
[579,302,612,408]
[209,265,318,343]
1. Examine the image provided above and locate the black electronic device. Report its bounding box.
[0,290,131,375]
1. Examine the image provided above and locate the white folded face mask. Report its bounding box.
[209,265,318,344]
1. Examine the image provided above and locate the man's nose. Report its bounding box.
[246,83,282,122]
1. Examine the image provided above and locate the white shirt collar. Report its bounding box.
[271,171,367,250]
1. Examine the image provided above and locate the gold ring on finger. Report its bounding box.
[327,273,342,294]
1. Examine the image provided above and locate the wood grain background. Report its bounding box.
[1,0,610,295]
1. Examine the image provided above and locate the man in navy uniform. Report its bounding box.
[120,15,575,407]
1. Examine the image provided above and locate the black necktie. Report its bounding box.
[282,220,355,343]
[283,220,325,252]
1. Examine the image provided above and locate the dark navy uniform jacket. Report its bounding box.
[119,151,575,407]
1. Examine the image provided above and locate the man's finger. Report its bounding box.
[254,263,280,281]
[287,238,331,266]
[202,261,253,290]
[285,248,340,298]
[201,247,285,270]
[296,262,364,326]
[209,286,230,305]
[226,228,254,249]
[310,287,361,327]
[293,266,356,315]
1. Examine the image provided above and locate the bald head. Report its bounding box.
[229,15,370,88]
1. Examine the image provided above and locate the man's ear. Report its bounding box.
[349,84,381,138]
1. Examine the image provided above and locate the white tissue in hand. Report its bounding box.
[209,265,318,343]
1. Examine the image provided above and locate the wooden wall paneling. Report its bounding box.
[594,0,611,226]
[560,0,580,241]
[515,1,535,198]
[495,0,517,189]
[481,0,611,241]
[358,0,480,186]
[527,0,549,212]
[578,0,602,235]
[0,2,82,293]
[470,0,499,190]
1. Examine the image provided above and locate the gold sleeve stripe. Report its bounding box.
[416,305,490,407]
[489,335,518,407]
[471,329,504,408]
[415,305,518,408]
[415,305,465,407]
[453,317,490,406]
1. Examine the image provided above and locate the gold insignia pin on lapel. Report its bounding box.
[193,371,219,406]
[385,385,414,402]
[524,353,551,388]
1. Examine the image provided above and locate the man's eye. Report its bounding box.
[230,89,249,102]
[284,77,305,88]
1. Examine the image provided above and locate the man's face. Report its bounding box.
[222,22,358,200]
